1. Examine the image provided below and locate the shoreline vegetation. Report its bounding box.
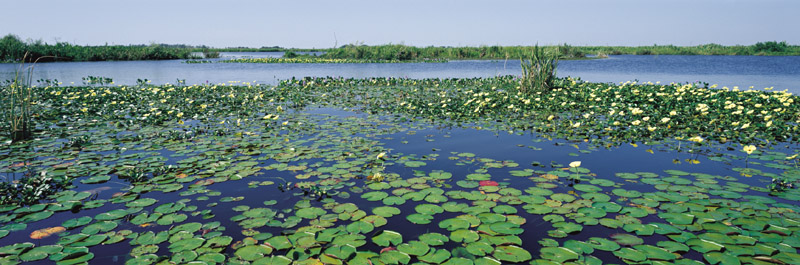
[2,34,798,63]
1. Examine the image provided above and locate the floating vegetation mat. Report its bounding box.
[0,77,798,264]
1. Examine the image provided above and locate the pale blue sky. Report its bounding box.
[3,0,797,48]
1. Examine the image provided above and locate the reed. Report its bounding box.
[3,53,46,142]
[519,45,559,93]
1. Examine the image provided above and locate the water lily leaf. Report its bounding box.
[610,233,643,246]
[587,237,620,251]
[55,250,94,264]
[686,238,724,253]
[613,188,642,198]
[346,221,374,234]
[61,216,92,229]
[439,218,470,231]
[17,210,54,223]
[235,245,273,261]
[633,245,677,261]
[573,184,602,193]
[450,229,479,243]
[295,207,326,219]
[493,245,533,263]
[80,175,110,184]
[81,221,117,234]
[372,230,402,247]
[265,236,292,250]
[154,202,184,214]
[430,171,452,179]
[157,213,187,225]
[465,241,493,256]
[406,213,433,225]
[419,233,449,246]
[415,204,444,215]
[380,250,411,264]
[323,245,356,261]
[704,251,740,265]
[614,247,646,262]
[126,198,158,208]
[419,248,451,264]
[659,212,695,225]
[474,256,502,265]
[489,222,523,235]
[623,223,655,236]
[168,237,204,252]
[404,161,426,168]
[361,191,388,201]
[20,245,61,261]
[382,196,406,205]
[563,240,594,255]
[397,240,430,256]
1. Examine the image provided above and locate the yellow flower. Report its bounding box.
[80,108,88,113]
[572,122,581,128]
[742,145,756,155]
[377,152,387,160]
[569,161,581,168]
[631,120,641,126]
[741,123,750,129]
[647,126,656,132]
[688,136,704,143]
[661,117,670,123]
[200,104,207,109]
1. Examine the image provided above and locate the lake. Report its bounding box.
[0,54,798,264]
[2,53,799,93]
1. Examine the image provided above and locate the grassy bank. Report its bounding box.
[0,34,202,62]
[278,42,799,61]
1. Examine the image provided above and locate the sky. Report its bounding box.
[3,0,798,48]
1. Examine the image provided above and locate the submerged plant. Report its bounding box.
[519,45,559,93]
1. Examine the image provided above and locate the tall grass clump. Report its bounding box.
[2,53,47,142]
[519,45,559,93]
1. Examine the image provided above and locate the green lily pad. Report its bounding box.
[372,230,403,247]
[406,213,434,225]
[610,233,643,246]
[419,233,449,246]
[80,175,111,184]
[587,237,620,251]
[235,245,273,261]
[373,206,401,218]
[614,247,646,262]
[492,245,536,262]
[704,251,740,265]
[381,250,411,264]
[397,240,430,256]
[419,248,451,264]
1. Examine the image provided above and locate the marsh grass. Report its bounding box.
[519,45,559,93]
[2,53,50,142]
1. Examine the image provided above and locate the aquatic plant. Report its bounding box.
[519,45,559,93]
[2,53,48,142]
[0,77,798,265]
[0,170,68,205]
